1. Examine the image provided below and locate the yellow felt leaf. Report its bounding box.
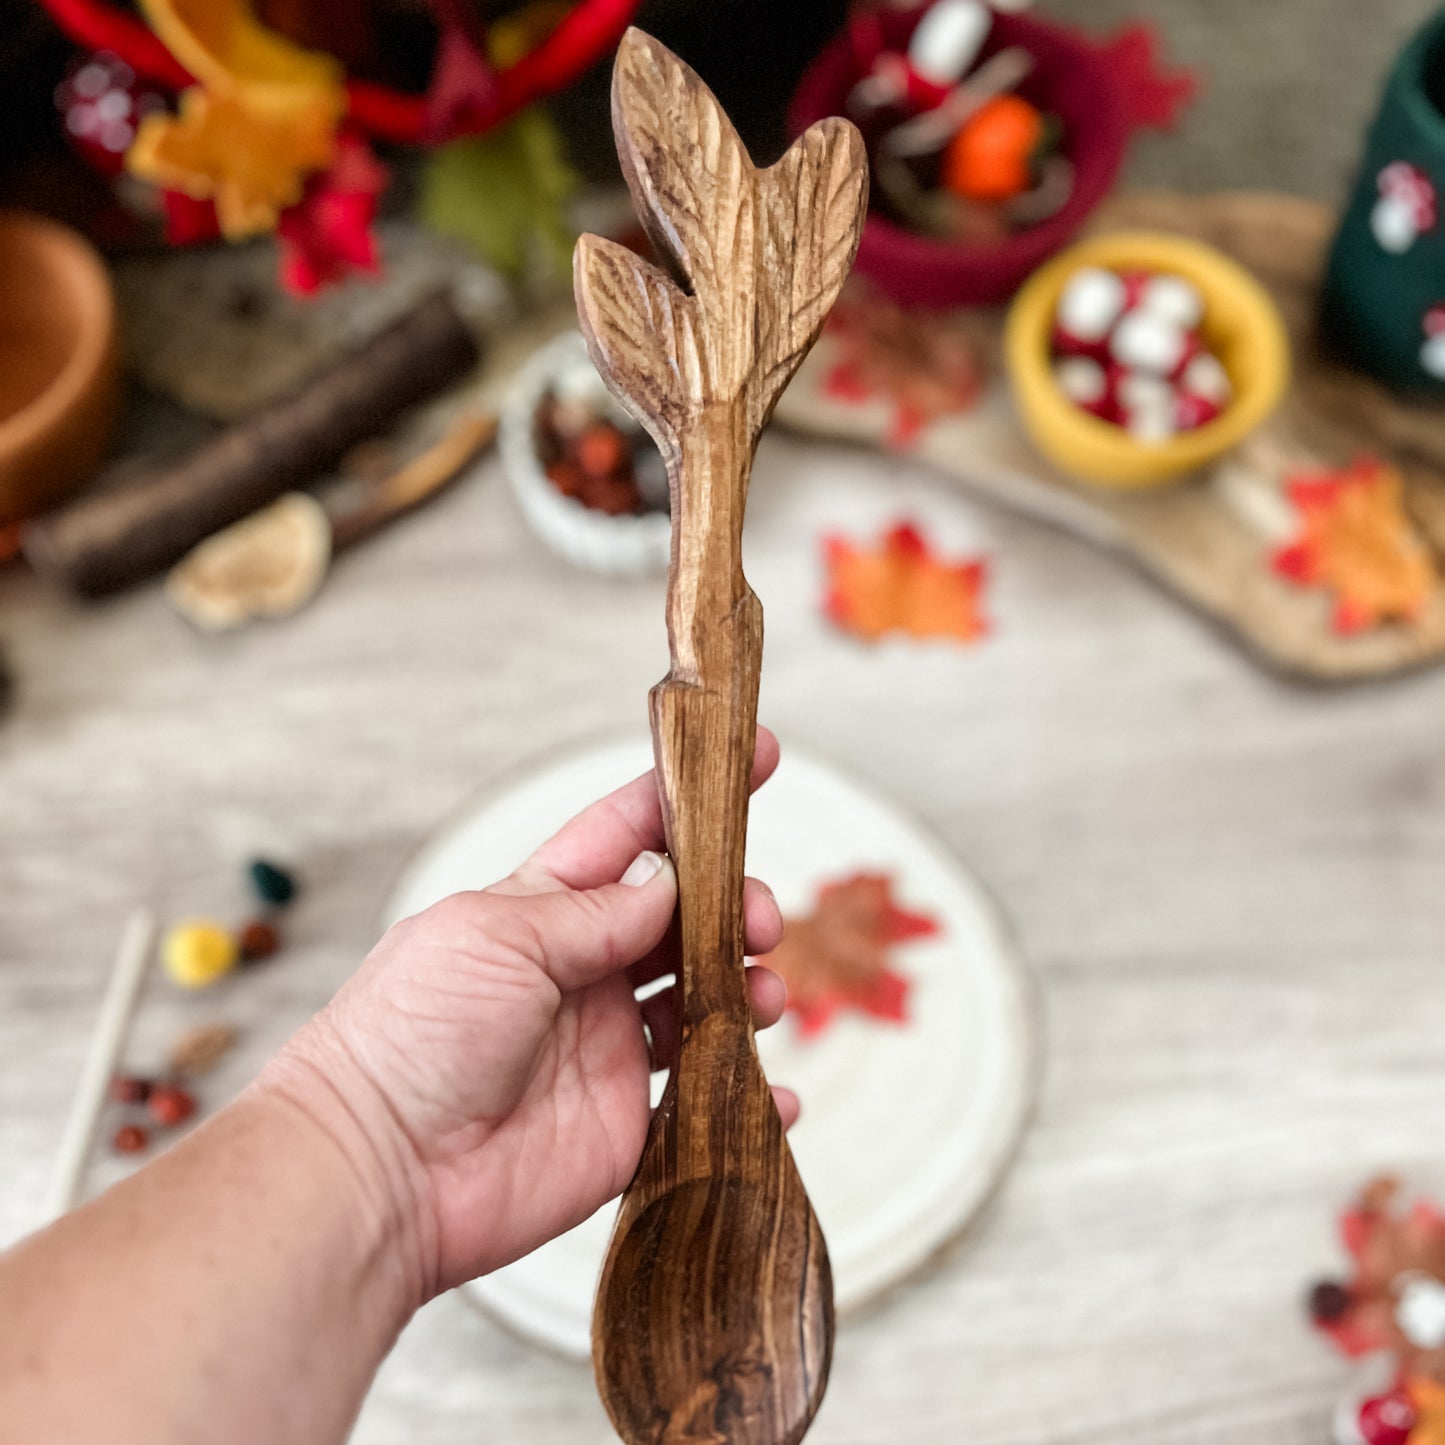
[129,87,337,238]
[136,0,342,102]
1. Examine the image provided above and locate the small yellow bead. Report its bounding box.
[162,920,239,989]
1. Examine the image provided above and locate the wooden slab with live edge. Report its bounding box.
[574,28,867,1445]
[775,191,1445,684]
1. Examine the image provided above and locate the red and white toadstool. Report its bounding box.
[1421,304,1445,379]
[1371,161,1437,254]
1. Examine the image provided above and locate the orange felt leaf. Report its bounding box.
[1408,1379,1445,1445]
[126,0,344,239]
[1271,457,1435,635]
[129,86,340,238]
[136,0,342,101]
[764,873,939,1039]
[824,521,989,644]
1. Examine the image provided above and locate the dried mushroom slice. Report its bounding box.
[166,492,332,630]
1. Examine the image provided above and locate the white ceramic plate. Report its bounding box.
[385,738,1040,1359]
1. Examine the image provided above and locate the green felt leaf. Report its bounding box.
[418,108,579,279]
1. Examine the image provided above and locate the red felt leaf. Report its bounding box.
[822,287,983,447]
[161,187,221,245]
[276,132,387,296]
[763,873,940,1040]
[423,8,502,144]
[1092,23,1201,132]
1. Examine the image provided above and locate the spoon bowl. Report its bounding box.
[594,1130,833,1445]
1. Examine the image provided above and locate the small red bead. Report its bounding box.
[1359,1389,1418,1445]
[1307,1279,1352,1324]
[111,1075,152,1105]
[238,919,281,963]
[148,1084,196,1128]
[111,1123,148,1154]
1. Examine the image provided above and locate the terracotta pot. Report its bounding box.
[0,212,119,524]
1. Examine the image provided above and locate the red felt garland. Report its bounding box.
[33,0,639,145]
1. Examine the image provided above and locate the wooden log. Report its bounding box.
[24,291,480,597]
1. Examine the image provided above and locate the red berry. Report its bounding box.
[238,919,281,963]
[111,1075,152,1105]
[576,423,628,479]
[1359,1389,1417,1445]
[148,1084,196,1128]
[111,1123,148,1154]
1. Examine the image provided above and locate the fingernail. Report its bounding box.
[621,850,665,887]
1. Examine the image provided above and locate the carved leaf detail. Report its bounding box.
[575,233,700,450]
[609,29,757,399]
[611,33,749,287]
[755,119,868,423]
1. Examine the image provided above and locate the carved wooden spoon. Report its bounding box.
[574,29,867,1445]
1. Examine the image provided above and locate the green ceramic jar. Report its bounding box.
[1321,6,1445,397]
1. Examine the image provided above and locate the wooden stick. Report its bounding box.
[327,410,497,551]
[43,908,156,1223]
[24,292,480,598]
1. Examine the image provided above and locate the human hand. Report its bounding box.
[266,729,791,1301]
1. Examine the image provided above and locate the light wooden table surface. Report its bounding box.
[4,425,1444,1443]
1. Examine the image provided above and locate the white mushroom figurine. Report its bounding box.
[1371,161,1437,254]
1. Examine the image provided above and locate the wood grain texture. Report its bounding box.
[576,29,865,1445]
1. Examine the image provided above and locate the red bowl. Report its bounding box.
[789,9,1134,309]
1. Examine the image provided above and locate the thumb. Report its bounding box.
[513,850,677,991]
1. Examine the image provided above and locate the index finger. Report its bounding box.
[518,726,780,892]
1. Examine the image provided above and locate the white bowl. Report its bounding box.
[499,331,671,577]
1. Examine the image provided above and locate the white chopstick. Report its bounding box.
[42,907,157,1224]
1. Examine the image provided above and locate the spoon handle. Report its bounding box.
[576,27,869,1050]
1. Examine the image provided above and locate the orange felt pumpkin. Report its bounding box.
[942,93,1044,202]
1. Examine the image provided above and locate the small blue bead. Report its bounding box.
[248,858,296,907]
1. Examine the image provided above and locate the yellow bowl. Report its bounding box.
[1003,231,1290,490]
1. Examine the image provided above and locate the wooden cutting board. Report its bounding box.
[774,191,1445,684]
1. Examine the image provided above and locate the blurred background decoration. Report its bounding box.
[6,3,1445,1444]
